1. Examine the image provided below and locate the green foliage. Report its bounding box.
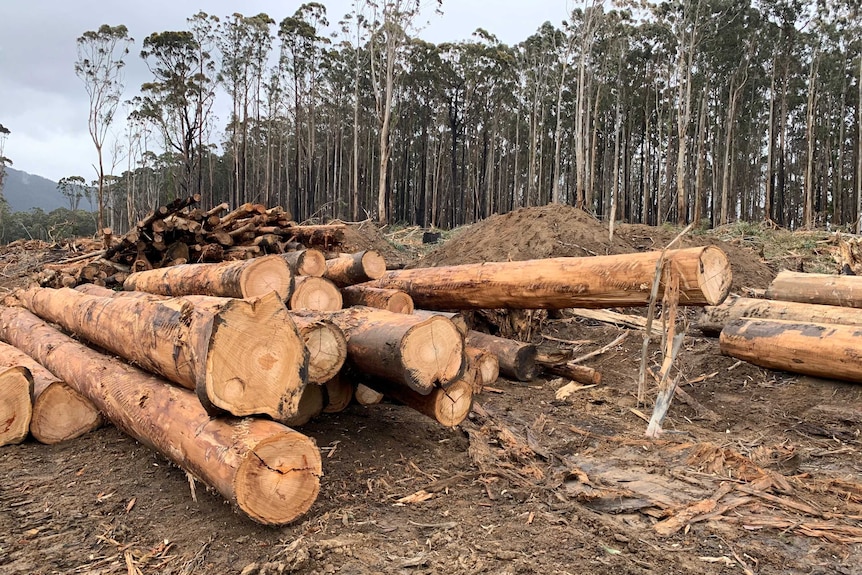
[0,208,98,245]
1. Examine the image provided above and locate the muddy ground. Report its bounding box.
[1,208,861,575]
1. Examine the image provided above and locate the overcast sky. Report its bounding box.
[0,0,575,184]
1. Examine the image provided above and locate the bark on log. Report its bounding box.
[290,316,348,385]
[0,340,102,444]
[765,271,862,308]
[697,295,862,336]
[341,285,414,314]
[538,361,602,386]
[0,306,321,525]
[465,346,500,387]
[0,366,32,446]
[322,375,353,413]
[123,255,293,300]
[19,287,309,422]
[364,378,473,427]
[465,331,538,382]
[369,247,731,309]
[282,249,326,277]
[323,250,387,287]
[720,317,862,383]
[289,276,343,311]
[294,307,465,394]
[280,384,325,427]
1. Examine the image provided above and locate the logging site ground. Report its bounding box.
[2,205,861,575]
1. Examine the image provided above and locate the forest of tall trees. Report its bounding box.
[73,0,862,235]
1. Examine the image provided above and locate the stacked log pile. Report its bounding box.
[1,197,736,525]
[699,270,862,383]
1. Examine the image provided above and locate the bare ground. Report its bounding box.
[1,212,861,575]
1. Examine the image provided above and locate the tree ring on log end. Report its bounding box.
[239,255,293,300]
[402,316,464,392]
[31,383,102,444]
[361,250,387,280]
[435,379,473,427]
[234,431,322,525]
[0,366,33,446]
[697,246,733,306]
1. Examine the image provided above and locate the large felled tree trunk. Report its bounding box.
[0,306,322,525]
[765,271,862,308]
[289,276,343,311]
[282,249,326,277]
[123,254,293,300]
[368,247,731,309]
[293,306,465,394]
[720,317,862,384]
[18,287,309,422]
[698,295,862,335]
[0,365,32,446]
[364,377,473,427]
[341,285,414,314]
[0,340,102,444]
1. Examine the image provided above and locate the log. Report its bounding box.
[294,306,465,394]
[323,250,387,287]
[0,306,321,525]
[465,346,499,387]
[284,224,346,247]
[280,383,325,427]
[19,287,309,422]
[538,360,602,386]
[465,331,538,382]
[720,318,862,383]
[412,309,469,335]
[123,254,293,300]
[322,375,353,413]
[765,271,862,308]
[697,295,862,336]
[341,285,414,314]
[0,366,32,446]
[368,247,732,309]
[282,249,326,277]
[365,377,473,427]
[289,276,343,311]
[354,383,384,406]
[0,340,102,444]
[290,315,348,385]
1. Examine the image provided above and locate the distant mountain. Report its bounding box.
[2,167,67,212]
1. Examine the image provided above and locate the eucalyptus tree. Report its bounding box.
[74,24,133,232]
[139,30,216,199]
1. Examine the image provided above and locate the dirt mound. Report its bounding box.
[337,222,413,268]
[616,224,776,291]
[414,205,634,267]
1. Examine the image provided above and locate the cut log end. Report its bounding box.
[240,256,293,300]
[299,321,347,385]
[279,384,324,428]
[205,293,309,421]
[403,316,465,392]
[354,383,384,405]
[432,379,474,427]
[360,251,387,280]
[0,367,33,446]
[290,277,343,311]
[30,383,103,445]
[322,375,353,413]
[233,430,322,525]
[697,246,733,306]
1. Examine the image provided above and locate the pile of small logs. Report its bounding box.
[1,199,735,526]
[36,195,347,289]
[698,270,862,383]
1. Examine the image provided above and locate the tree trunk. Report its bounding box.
[289,276,343,311]
[124,255,292,300]
[282,249,326,277]
[364,377,473,427]
[0,306,321,525]
[804,50,820,228]
[293,307,464,394]
[290,315,347,385]
[341,285,414,314]
[370,247,732,309]
[698,295,862,336]
[720,317,862,384]
[765,271,862,308]
[412,309,468,335]
[323,250,386,287]
[465,331,537,382]
[0,340,101,445]
[322,374,353,413]
[280,383,324,428]
[18,287,309,422]
[537,359,602,385]
[0,365,32,446]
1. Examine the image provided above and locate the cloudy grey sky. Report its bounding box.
[0,0,574,183]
